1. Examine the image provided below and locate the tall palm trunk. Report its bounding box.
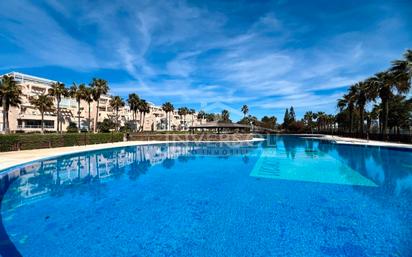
[134,111,138,132]
[2,97,7,132]
[310,119,313,134]
[166,112,168,131]
[41,107,45,134]
[77,101,81,133]
[139,111,143,131]
[88,102,91,132]
[132,111,135,132]
[383,99,389,139]
[142,112,146,131]
[56,99,60,133]
[359,105,365,136]
[94,100,99,133]
[349,107,353,133]
[4,106,9,133]
[184,114,186,130]
[116,108,119,132]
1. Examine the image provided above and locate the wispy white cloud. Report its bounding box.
[0,0,411,120]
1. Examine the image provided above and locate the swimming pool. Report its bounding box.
[0,135,411,256]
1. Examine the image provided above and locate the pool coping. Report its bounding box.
[0,138,265,173]
[302,134,412,149]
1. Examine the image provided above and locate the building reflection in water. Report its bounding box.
[0,142,261,210]
[1,137,412,211]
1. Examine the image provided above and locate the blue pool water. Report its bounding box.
[0,136,411,256]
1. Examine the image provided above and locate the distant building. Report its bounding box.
[0,72,204,132]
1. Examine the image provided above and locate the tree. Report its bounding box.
[29,93,54,134]
[162,102,174,131]
[368,71,410,138]
[238,115,258,126]
[110,96,125,132]
[221,109,230,123]
[127,93,140,132]
[0,75,22,133]
[391,49,412,90]
[315,112,326,131]
[178,107,189,129]
[382,95,412,134]
[261,116,277,129]
[303,111,314,133]
[289,106,296,122]
[241,105,249,118]
[66,122,78,133]
[137,99,150,131]
[83,86,94,132]
[97,118,115,133]
[283,108,290,130]
[48,82,68,133]
[189,108,196,127]
[70,83,87,133]
[197,110,206,124]
[90,78,109,133]
[205,113,216,122]
[337,87,356,133]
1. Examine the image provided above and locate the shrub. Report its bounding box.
[0,132,124,152]
[67,122,78,133]
[97,119,115,133]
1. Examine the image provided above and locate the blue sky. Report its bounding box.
[0,0,411,121]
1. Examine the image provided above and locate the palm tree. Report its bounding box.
[70,83,87,133]
[303,111,314,133]
[326,114,336,132]
[391,49,412,88]
[352,82,366,135]
[197,110,206,124]
[137,99,150,131]
[368,70,410,138]
[110,96,125,132]
[48,82,68,133]
[315,112,326,132]
[189,108,196,127]
[127,93,140,132]
[90,78,109,133]
[83,87,94,132]
[221,109,230,123]
[162,102,174,131]
[371,104,383,133]
[0,75,22,133]
[337,87,356,133]
[241,105,249,118]
[29,93,54,134]
[178,107,188,130]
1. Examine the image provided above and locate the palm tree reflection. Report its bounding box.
[0,142,260,209]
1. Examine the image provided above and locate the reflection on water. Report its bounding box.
[1,136,412,211]
[0,137,412,257]
[0,142,261,210]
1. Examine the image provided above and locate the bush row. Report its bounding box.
[0,133,124,152]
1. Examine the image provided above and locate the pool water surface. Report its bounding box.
[0,136,411,256]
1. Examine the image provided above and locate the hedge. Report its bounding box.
[0,133,124,152]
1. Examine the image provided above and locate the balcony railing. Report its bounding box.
[18,125,55,129]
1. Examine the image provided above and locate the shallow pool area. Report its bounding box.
[0,136,411,256]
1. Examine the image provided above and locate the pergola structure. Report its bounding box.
[189,122,251,134]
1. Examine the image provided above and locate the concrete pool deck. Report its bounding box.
[303,134,412,149]
[0,138,265,172]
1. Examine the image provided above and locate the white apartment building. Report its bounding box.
[0,72,203,133]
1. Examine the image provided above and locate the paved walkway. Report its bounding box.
[304,134,412,149]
